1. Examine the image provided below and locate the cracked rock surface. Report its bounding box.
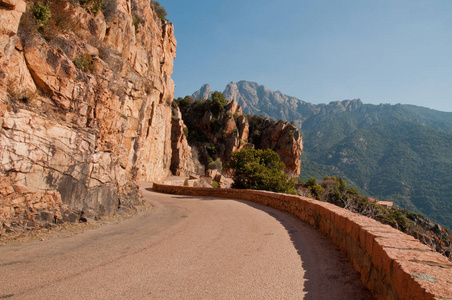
[0,0,176,234]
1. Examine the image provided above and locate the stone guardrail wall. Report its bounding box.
[152,183,452,300]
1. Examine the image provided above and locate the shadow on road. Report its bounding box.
[154,190,374,300]
[236,200,374,300]
[146,188,374,300]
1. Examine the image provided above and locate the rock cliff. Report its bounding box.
[170,107,204,176]
[174,94,302,177]
[249,117,303,177]
[0,0,176,234]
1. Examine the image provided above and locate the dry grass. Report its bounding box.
[7,79,39,104]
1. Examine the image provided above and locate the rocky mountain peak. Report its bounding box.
[325,99,363,112]
[193,81,366,126]
[223,81,239,101]
[192,83,212,100]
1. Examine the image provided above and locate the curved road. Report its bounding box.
[0,183,373,299]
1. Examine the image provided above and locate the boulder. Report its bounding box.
[205,169,220,179]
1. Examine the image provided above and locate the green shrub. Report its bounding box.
[306,177,317,188]
[150,0,167,20]
[183,127,189,138]
[132,13,141,34]
[210,91,227,116]
[212,180,219,188]
[380,209,412,231]
[32,2,51,24]
[227,148,295,194]
[311,184,324,198]
[304,177,323,198]
[207,158,222,171]
[19,0,78,42]
[173,96,194,110]
[247,115,269,145]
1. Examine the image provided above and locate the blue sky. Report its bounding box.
[162,0,452,112]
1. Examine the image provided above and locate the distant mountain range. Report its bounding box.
[192,81,452,230]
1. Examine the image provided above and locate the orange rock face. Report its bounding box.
[0,0,176,233]
[258,121,303,177]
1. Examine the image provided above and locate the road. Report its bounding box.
[0,183,373,299]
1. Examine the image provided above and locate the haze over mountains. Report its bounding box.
[192,81,452,230]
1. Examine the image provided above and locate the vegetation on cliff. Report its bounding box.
[299,177,452,260]
[173,92,302,177]
[173,92,239,171]
[1,0,175,234]
[150,0,167,20]
[20,0,168,45]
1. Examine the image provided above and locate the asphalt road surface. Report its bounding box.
[0,183,373,299]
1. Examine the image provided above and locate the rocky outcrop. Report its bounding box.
[170,107,204,176]
[0,0,26,90]
[0,0,176,234]
[177,98,251,172]
[177,96,302,177]
[256,121,303,177]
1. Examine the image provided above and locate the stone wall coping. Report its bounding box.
[152,183,452,300]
